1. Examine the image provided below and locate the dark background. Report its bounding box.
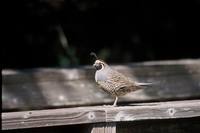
[3,0,200,69]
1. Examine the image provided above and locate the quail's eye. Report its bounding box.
[95,63,103,70]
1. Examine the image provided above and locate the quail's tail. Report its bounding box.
[135,82,153,86]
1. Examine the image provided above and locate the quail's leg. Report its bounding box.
[112,96,118,106]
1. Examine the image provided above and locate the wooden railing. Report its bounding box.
[2,59,200,132]
[2,100,200,131]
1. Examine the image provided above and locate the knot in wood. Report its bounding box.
[23,112,32,119]
[88,112,95,120]
[167,108,176,116]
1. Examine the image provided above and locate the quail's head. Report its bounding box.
[93,60,108,71]
[90,52,111,82]
[90,52,109,71]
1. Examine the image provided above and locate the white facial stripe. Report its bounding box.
[95,60,102,64]
[100,63,104,70]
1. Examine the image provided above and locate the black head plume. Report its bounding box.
[90,52,98,60]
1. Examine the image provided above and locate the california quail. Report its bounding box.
[91,52,151,106]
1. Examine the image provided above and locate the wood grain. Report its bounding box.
[91,123,116,133]
[2,100,200,130]
[2,59,200,110]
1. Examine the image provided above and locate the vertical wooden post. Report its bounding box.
[91,123,116,133]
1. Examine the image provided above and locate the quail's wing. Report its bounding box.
[96,70,129,95]
[108,70,142,95]
[97,70,140,96]
[108,69,133,86]
[97,80,117,95]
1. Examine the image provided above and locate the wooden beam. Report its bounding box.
[91,123,116,133]
[2,100,200,130]
[2,59,200,111]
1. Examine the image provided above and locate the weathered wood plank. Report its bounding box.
[91,123,116,133]
[106,100,200,122]
[2,107,106,130]
[2,59,200,110]
[2,100,200,130]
